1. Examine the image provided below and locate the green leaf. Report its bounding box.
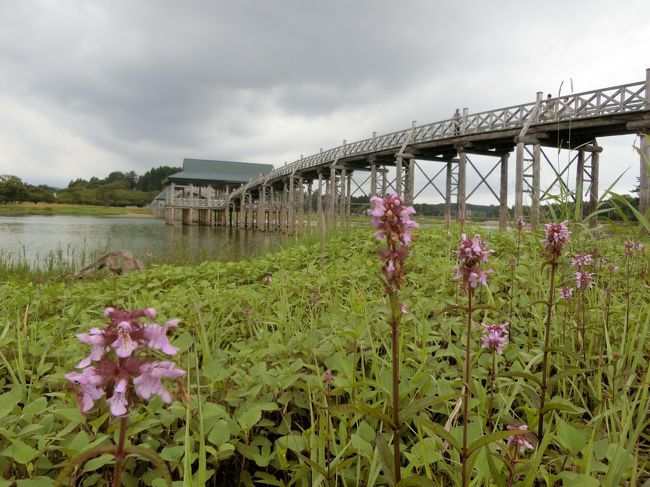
[540,401,583,415]
[330,403,396,430]
[4,439,39,464]
[16,478,55,487]
[396,477,437,487]
[375,433,396,487]
[548,368,591,389]
[467,430,526,456]
[499,370,542,387]
[53,407,86,423]
[238,405,262,431]
[82,453,115,472]
[555,419,590,455]
[400,393,455,422]
[0,388,21,417]
[418,418,461,453]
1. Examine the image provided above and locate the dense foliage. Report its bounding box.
[0,224,649,485]
[0,166,180,208]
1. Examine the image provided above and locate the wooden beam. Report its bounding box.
[499,153,509,230]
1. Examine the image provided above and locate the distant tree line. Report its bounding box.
[0,166,180,207]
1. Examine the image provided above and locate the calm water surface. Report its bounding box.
[0,215,292,268]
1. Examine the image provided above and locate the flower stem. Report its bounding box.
[538,260,557,441]
[113,416,129,487]
[486,349,496,431]
[389,290,401,483]
[461,287,473,487]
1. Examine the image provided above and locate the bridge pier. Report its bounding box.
[514,142,525,222]
[457,149,467,222]
[640,132,650,216]
[531,143,541,230]
[499,152,509,230]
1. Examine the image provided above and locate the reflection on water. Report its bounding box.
[0,215,292,268]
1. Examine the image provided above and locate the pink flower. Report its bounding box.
[263,274,272,284]
[368,193,419,246]
[575,271,595,289]
[369,193,418,290]
[559,286,574,299]
[506,425,534,453]
[542,222,570,262]
[133,361,185,403]
[570,253,592,269]
[65,367,105,413]
[112,321,138,358]
[480,323,509,354]
[515,216,525,231]
[67,307,184,417]
[625,240,644,257]
[607,264,619,272]
[107,378,129,416]
[142,319,180,355]
[76,328,107,368]
[322,370,334,384]
[455,233,493,290]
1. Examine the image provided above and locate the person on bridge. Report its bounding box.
[453,108,461,135]
[544,94,556,120]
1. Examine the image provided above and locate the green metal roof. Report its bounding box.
[168,159,274,185]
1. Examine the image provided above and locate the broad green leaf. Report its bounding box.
[82,453,115,472]
[238,405,262,431]
[4,439,39,464]
[0,388,21,418]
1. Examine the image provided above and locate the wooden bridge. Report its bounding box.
[182,68,650,231]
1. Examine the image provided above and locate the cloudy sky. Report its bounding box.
[1,0,648,204]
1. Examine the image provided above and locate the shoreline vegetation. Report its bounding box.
[0,202,153,217]
[1,222,649,484]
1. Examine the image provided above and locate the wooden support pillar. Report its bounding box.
[370,157,377,198]
[405,157,415,205]
[457,150,467,222]
[281,180,289,232]
[445,160,452,227]
[531,144,541,230]
[329,167,337,228]
[339,167,347,217]
[640,132,650,216]
[515,142,524,220]
[395,156,403,195]
[576,149,585,221]
[346,170,352,224]
[317,172,324,232]
[257,187,266,231]
[589,145,600,228]
[306,180,313,230]
[297,176,304,232]
[381,167,388,196]
[288,177,295,233]
[499,152,509,230]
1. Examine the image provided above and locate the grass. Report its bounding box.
[0,202,152,217]
[0,223,648,485]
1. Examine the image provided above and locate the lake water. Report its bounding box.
[0,215,292,269]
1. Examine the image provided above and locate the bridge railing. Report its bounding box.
[171,197,227,209]
[229,78,647,201]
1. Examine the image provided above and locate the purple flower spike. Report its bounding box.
[480,323,509,354]
[67,307,184,417]
[112,322,138,358]
[506,425,535,454]
[143,320,180,355]
[542,222,570,262]
[66,367,105,413]
[368,193,418,290]
[107,378,129,416]
[134,361,185,402]
[454,233,493,290]
[559,286,574,300]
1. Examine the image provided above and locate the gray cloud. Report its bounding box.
[0,0,648,203]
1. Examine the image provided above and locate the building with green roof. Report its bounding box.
[153,158,274,223]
